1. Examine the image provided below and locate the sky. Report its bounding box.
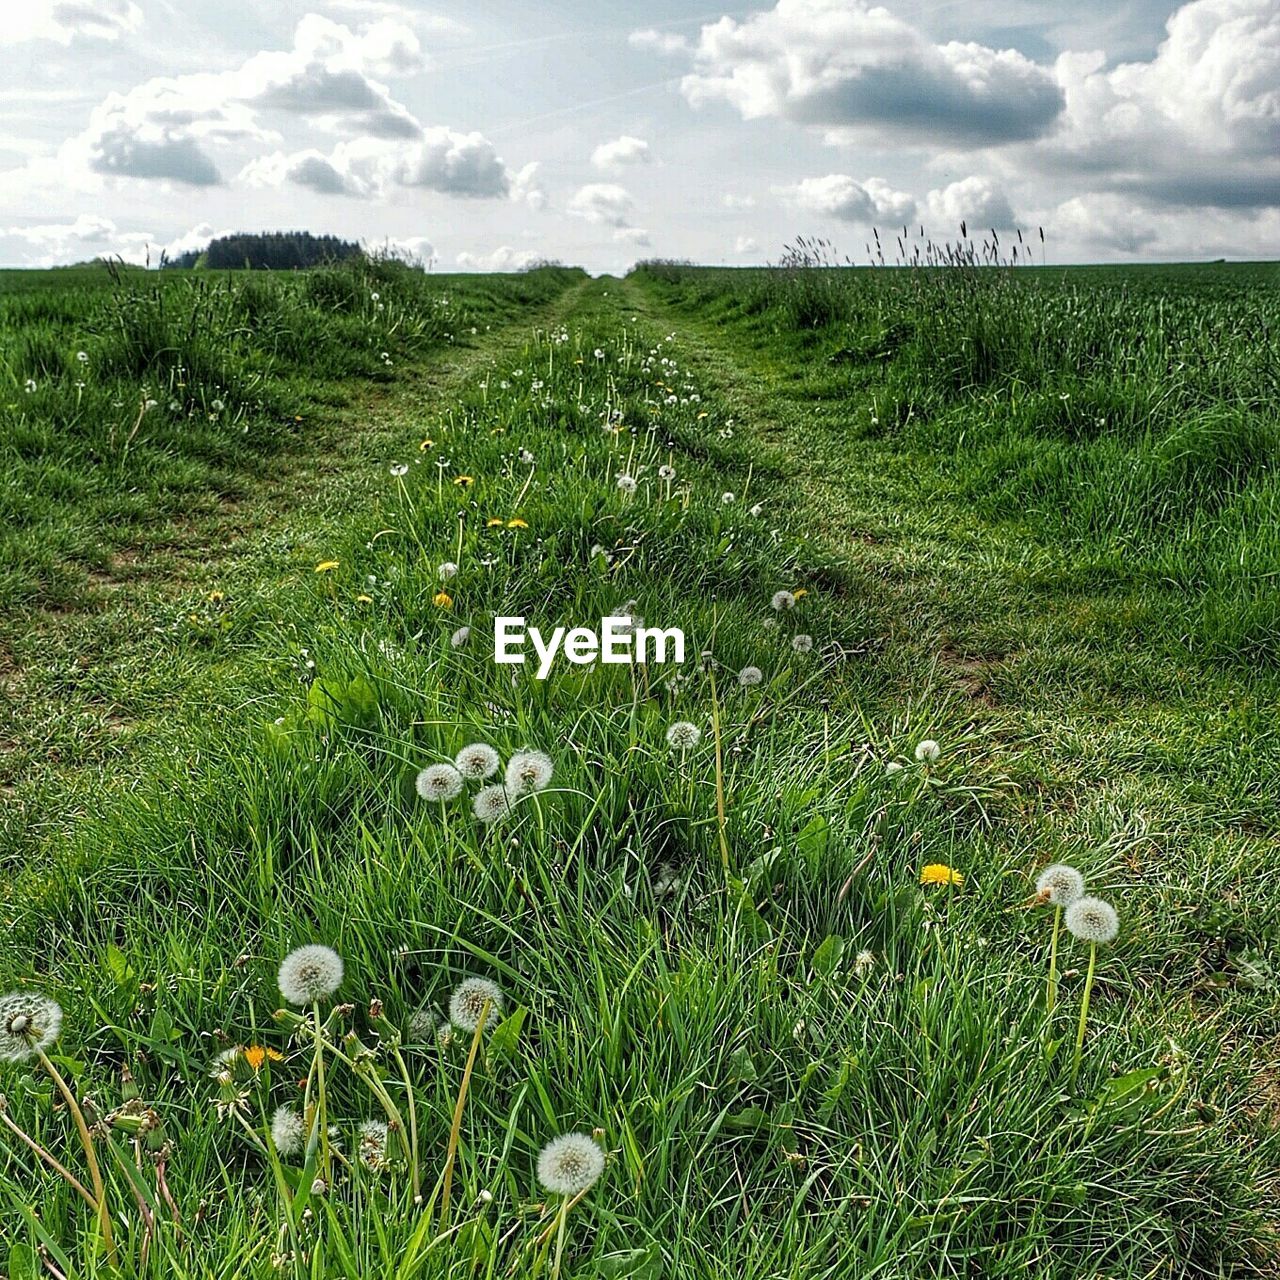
[0,0,1277,271]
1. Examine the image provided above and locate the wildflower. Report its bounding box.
[315,560,339,573]
[455,743,500,780]
[453,475,474,487]
[473,784,514,824]
[271,1105,306,1158]
[0,992,62,1062]
[243,1045,284,1072]
[211,398,225,412]
[358,1120,391,1172]
[885,761,904,776]
[658,464,676,481]
[408,1009,438,1042]
[449,977,504,1033]
[438,562,459,580]
[506,750,554,794]
[616,474,637,495]
[419,438,434,451]
[487,517,505,527]
[507,517,528,529]
[519,449,535,464]
[451,626,471,648]
[771,590,796,612]
[920,863,963,887]
[914,739,941,763]
[390,463,409,477]
[792,634,814,654]
[1035,864,1085,907]
[23,378,36,393]
[665,721,702,750]
[169,399,182,412]
[721,492,735,504]
[434,591,453,608]
[738,665,763,687]
[1065,897,1119,945]
[357,593,373,604]
[277,945,344,1006]
[76,350,89,363]
[537,1133,605,1196]
[854,949,875,977]
[416,763,464,802]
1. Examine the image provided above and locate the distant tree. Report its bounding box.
[161,231,363,270]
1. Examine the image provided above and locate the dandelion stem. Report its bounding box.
[1071,942,1098,1086]
[312,1004,331,1180]
[390,1043,422,1202]
[1046,905,1062,1014]
[707,665,731,876]
[439,998,490,1228]
[36,1050,118,1268]
[552,1197,570,1280]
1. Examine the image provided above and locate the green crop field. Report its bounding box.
[1,253,1277,1279]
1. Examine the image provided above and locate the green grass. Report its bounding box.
[0,258,1276,1278]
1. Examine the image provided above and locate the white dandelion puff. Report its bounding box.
[738,665,763,687]
[537,1133,605,1196]
[408,1009,438,1042]
[616,473,637,495]
[0,992,62,1062]
[721,491,735,504]
[277,945,344,1006]
[792,634,814,654]
[749,503,763,517]
[23,378,37,394]
[914,739,941,763]
[271,1106,306,1158]
[449,977,504,1033]
[1036,864,1086,907]
[854,949,875,977]
[455,743,500,780]
[358,1119,391,1172]
[438,562,459,580]
[450,625,471,648]
[885,760,904,777]
[473,784,514,824]
[390,463,409,477]
[770,590,796,612]
[416,763,464,802]
[76,350,89,364]
[505,749,554,794]
[1065,897,1119,945]
[665,721,702,751]
[519,449,535,465]
[658,464,676,481]
[211,398,225,412]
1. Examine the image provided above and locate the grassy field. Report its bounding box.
[0,254,1276,1278]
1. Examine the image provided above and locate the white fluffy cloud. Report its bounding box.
[3,213,152,265]
[778,174,915,223]
[456,245,540,271]
[671,0,1063,146]
[734,235,759,254]
[925,177,1016,231]
[2,0,141,44]
[567,183,635,228]
[591,135,652,170]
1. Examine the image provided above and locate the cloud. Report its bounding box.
[2,0,141,44]
[1022,0,1280,211]
[591,135,652,170]
[669,0,1063,147]
[511,160,547,210]
[778,173,916,223]
[614,226,651,246]
[924,177,1016,230]
[567,182,635,227]
[456,245,540,271]
[734,235,759,254]
[722,193,756,209]
[382,233,436,263]
[4,213,152,265]
[627,28,689,56]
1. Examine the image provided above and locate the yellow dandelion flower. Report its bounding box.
[793,588,808,599]
[920,863,964,887]
[243,1045,284,1072]
[419,438,434,451]
[453,475,474,488]
[207,590,225,603]
[486,517,505,528]
[697,411,709,419]
[356,593,373,604]
[507,518,528,529]
[434,590,453,607]
[315,560,339,573]
[294,415,303,423]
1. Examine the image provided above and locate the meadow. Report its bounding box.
[0,250,1276,1279]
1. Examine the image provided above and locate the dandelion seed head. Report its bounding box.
[455,743,500,780]
[390,463,409,477]
[721,491,735,504]
[537,1133,605,1196]
[449,977,504,1033]
[658,464,676,481]
[472,784,514,824]
[738,665,763,687]
[1065,896,1119,945]
[505,749,553,794]
[792,634,814,653]
[0,992,62,1062]
[451,625,471,648]
[665,721,702,751]
[914,739,941,763]
[277,944,344,1006]
[770,590,796,612]
[416,763,463,802]
[616,473,637,494]
[358,1119,391,1172]
[438,562,458,580]
[408,1009,438,1042]
[271,1105,306,1158]
[885,760,904,776]
[1036,864,1085,907]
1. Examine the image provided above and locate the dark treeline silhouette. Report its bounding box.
[163,231,363,270]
